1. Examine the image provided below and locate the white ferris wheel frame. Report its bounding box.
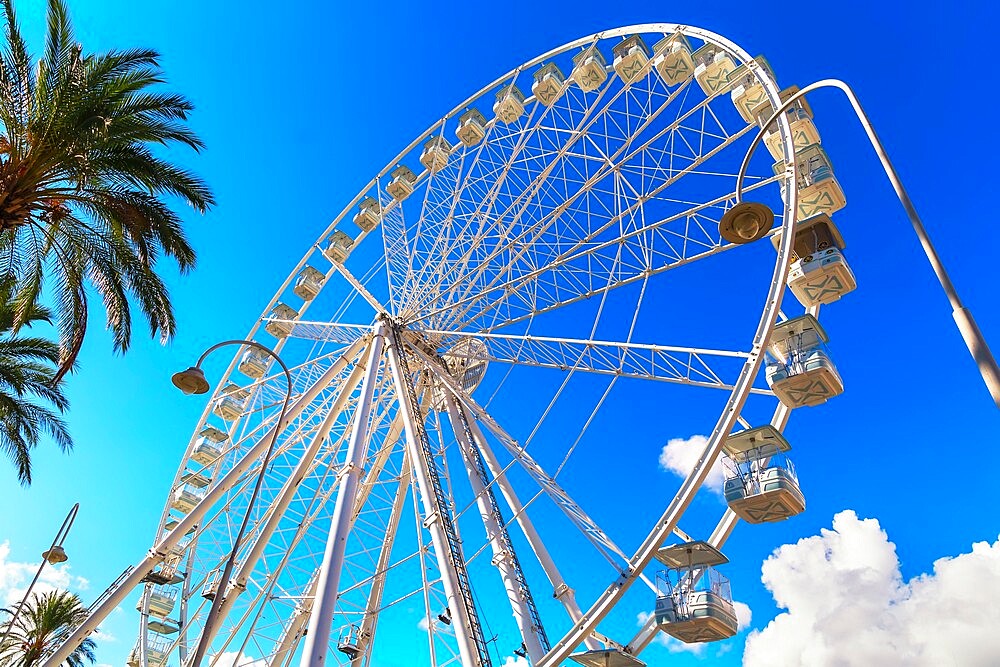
[42,21,808,667]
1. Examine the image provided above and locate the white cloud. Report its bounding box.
[733,600,752,631]
[0,540,89,606]
[658,435,726,494]
[501,657,529,667]
[744,510,1000,666]
[211,652,267,667]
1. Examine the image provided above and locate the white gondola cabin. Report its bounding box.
[752,85,821,161]
[765,314,844,408]
[238,348,270,379]
[532,62,566,107]
[213,383,250,421]
[612,35,650,83]
[722,426,805,524]
[170,483,204,514]
[569,649,646,666]
[127,636,171,667]
[325,230,355,264]
[652,34,694,87]
[728,56,774,123]
[654,541,738,644]
[420,136,453,173]
[137,585,177,619]
[386,165,416,201]
[293,265,326,301]
[353,196,381,232]
[264,302,298,338]
[190,426,227,466]
[772,213,856,307]
[692,45,736,96]
[494,84,526,124]
[775,143,846,219]
[456,108,488,147]
[571,47,608,92]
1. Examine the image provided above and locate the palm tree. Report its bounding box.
[0,590,96,666]
[0,0,214,380]
[0,276,70,485]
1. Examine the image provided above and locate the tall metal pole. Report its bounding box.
[185,341,293,667]
[0,503,79,651]
[299,325,385,666]
[736,78,1000,409]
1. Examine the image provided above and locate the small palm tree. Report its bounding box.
[0,0,214,379]
[0,590,96,666]
[0,277,70,485]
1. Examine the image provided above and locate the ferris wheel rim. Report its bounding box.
[127,21,807,667]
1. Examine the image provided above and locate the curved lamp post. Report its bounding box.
[722,78,1000,409]
[0,503,79,650]
[172,340,293,667]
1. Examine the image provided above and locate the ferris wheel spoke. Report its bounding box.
[401,79,625,317]
[415,328,773,395]
[419,134,769,335]
[413,81,755,329]
[406,71,708,316]
[408,82,698,322]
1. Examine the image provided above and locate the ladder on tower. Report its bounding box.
[392,325,493,667]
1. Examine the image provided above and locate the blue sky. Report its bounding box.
[1,1,1000,666]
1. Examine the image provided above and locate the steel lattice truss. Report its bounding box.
[44,23,818,667]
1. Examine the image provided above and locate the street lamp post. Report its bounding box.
[724,77,1000,409]
[0,503,80,650]
[171,340,293,667]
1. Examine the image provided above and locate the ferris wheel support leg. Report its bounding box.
[300,325,387,666]
[384,328,488,667]
[192,343,373,659]
[445,393,548,662]
[40,337,370,667]
[456,402,601,651]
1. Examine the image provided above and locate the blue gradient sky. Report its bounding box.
[1,1,999,665]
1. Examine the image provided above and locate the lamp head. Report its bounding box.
[172,366,210,395]
[42,545,68,564]
[719,201,775,244]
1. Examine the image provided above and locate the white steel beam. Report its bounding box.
[457,400,600,652]
[300,324,387,666]
[445,392,548,662]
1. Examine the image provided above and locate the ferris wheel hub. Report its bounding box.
[718,201,774,244]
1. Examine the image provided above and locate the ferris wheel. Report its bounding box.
[44,22,861,667]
